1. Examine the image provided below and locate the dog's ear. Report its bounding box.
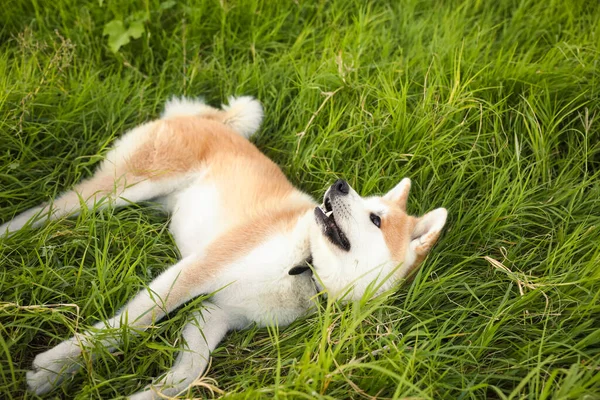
[383,178,411,210]
[411,208,447,258]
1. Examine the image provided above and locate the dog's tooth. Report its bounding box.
[325,211,333,217]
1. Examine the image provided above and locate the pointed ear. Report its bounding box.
[383,178,411,210]
[411,208,447,257]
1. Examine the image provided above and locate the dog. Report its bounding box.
[1,96,447,399]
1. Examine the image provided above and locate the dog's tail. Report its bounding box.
[161,96,263,139]
[161,97,218,120]
[221,96,264,138]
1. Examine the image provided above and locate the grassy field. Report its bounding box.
[1,0,600,398]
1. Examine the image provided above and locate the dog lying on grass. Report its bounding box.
[1,96,447,399]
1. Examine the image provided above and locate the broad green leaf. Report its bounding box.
[128,21,145,40]
[102,19,125,38]
[103,18,146,53]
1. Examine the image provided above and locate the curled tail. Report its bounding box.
[161,95,263,139]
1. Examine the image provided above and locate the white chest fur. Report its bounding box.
[210,232,317,328]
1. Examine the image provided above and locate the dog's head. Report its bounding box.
[309,178,447,300]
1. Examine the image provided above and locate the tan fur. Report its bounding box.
[381,200,442,279]
[380,200,414,261]
[136,116,300,213]
[396,189,410,211]
[126,116,305,222]
[139,201,313,322]
[381,204,442,278]
[127,118,275,176]
[74,171,142,199]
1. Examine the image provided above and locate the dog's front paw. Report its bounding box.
[26,367,62,395]
[26,338,83,394]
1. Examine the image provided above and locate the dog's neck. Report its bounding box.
[285,207,323,293]
[288,255,313,275]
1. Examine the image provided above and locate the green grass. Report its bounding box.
[1,0,600,398]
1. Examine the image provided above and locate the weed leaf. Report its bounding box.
[103,19,145,53]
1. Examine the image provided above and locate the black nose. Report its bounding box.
[333,179,350,195]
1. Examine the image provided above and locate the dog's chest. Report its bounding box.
[209,227,317,328]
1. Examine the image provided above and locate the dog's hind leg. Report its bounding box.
[129,302,233,400]
[0,173,177,235]
[0,122,190,235]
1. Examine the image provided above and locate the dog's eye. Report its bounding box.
[370,213,381,228]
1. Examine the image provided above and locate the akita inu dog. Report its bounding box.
[1,96,447,399]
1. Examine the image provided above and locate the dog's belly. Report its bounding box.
[168,179,225,257]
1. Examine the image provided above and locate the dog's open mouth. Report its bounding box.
[314,197,351,251]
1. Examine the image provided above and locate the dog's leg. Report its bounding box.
[129,302,233,400]
[0,174,182,235]
[0,121,191,235]
[26,254,210,395]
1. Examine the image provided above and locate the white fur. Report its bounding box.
[161,96,263,139]
[221,95,264,138]
[1,96,447,398]
[161,97,218,119]
[168,176,223,257]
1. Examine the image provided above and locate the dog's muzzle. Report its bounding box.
[314,180,351,251]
